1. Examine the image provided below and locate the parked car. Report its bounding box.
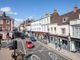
[29,36,36,42]
[26,40,34,48]
[12,31,26,39]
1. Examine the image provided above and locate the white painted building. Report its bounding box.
[25,6,80,52]
[70,19,80,38]
[29,13,51,33]
[48,23,58,34]
[70,19,80,52]
[30,20,42,32]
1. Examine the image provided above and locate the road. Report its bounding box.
[25,41,67,60]
[17,40,24,53]
[1,39,68,60]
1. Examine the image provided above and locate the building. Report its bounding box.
[70,18,80,52]
[19,19,35,33]
[48,5,80,52]
[24,5,80,52]
[0,12,14,39]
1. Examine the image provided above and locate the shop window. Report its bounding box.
[51,37,53,41]
[62,40,67,45]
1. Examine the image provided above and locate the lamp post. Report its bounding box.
[68,20,74,52]
[68,21,71,51]
[47,25,50,43]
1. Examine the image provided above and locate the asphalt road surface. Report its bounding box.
[25,41,67,60]
[1,41,7,48]
[1,39,68,60]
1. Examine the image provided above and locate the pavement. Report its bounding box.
[48,43,80,60]
[0,48,13,60]
[37,41,80,60]
[0,39,25,60]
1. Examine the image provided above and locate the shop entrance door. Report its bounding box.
[76,41,80,52]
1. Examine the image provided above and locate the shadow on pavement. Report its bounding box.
[24,53,32,59]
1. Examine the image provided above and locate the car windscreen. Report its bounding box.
[27,42,32,44]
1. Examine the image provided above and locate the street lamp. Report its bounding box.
[68,20,71,51]
[47,25,50,43]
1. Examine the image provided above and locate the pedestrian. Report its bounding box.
[0,40,2,50]
[55,41,57,49]
[58,44,61,51]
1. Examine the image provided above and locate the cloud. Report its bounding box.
[15,18,24,27]
[27,16,33,20]
[15,18,23,21]
[0,7,17,15]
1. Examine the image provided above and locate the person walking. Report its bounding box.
[58,43,62,51]
[55,41,57,49]
[0,39,2,50]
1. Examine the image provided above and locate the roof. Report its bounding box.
[51,9,80,25]
[0,12,13,20]
[0,16,12,20]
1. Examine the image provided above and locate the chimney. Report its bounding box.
[73,5,78,13]
[79,14,80,19]
[3,12,6,17]
[52,9,59,17]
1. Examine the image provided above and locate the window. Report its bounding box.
[54,27,56,34]
[51,27,52,30]
[6,26,10,31]
[61,28,65,34]
[6,20,10,24]
[63,17,68,23]
[0,26,2,31]
[0,20,3,24]
[54,27,56,31]
[78,27,80,37]
[73,26,75,36]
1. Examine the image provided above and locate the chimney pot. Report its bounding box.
[73,5,78,13]
[79,14,80,19]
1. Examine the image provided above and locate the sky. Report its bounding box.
[0,0,80,27]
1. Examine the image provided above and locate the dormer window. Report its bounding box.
[63,17,68,23]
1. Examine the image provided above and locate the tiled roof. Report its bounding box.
[51,9,80,25]
[0,16,12,20]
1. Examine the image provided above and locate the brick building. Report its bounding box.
[0,12,14,39]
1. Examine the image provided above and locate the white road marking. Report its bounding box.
[21,40,26,55]
[48,52,63,60]
[31,54,41,60]
[48,52,57,60]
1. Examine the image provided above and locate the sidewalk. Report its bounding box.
[38,41,80,60]
[0,48,13,60]
[48,43,80,60]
